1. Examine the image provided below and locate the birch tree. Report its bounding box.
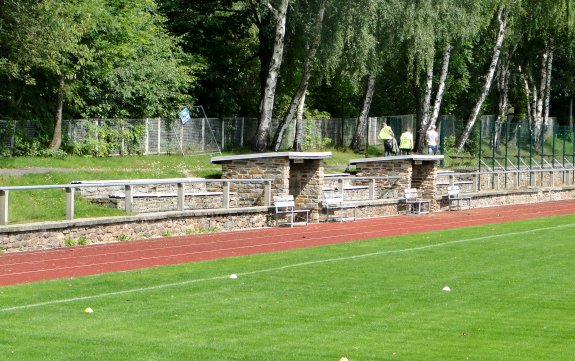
[255,0,289,151]
[345,0,390,152]
[456,7,507,152]
[514,0,574,147]
[397,0,490,152]
[271,0,327,151]
[350,72,377,152]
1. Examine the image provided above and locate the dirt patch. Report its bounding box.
[0,167,75,176]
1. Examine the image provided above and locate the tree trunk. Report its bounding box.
[255,0,289,152]
[529,42,554,147]
[533,52,548,143]
[493,53,510,149]
[272,0,326,151]
[456,8,507,152]
[519,66,533,126]
[543,45,553,126]
[49,73,65,150]
[293,91,306,151]
[415,59,435,153]
[570,97,573,130]
[412,72,423,153]
[350,73,376,153]
[429,44,453,128]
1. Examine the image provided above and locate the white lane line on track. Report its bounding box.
[1,204,573,270]
[0,211,552,276]
[1,206,573,276]
[3,199,573,262]
[1,221,573,313]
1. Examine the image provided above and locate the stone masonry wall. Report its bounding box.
[95,193,239,213]
[1,210,269,252]
[354,159,412,199]
[290,159,323,222]
[3,187,575,253]
[221,158,289,201]
[411,161,438,210]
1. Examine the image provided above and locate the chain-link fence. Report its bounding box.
[2,116,573,172]
[477,116,574,171]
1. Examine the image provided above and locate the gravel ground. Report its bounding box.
[0,167,74,176]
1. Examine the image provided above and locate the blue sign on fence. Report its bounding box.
[179,107,191,125]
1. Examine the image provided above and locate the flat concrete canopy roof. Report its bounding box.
[211,151,332,164]
[348,154,444,165]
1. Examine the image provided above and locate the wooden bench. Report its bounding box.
[447,185,471,211]
[403,188,430,215]
[322,193,357,222]
[273,195,310,227]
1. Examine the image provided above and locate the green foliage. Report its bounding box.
[161,230,174,237]
[77,236,90,246]
[185,227,220,235]
[303,120,332,150]
[64,236,90,247]
[303,108,331,120]
[116,234,131,242]
[7,130,68,158]
[67,120,146,157]
[0,0,198,149]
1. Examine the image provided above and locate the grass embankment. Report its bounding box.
[1,215,574,360]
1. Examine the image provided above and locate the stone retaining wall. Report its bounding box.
[3,187,574,253]
[1,208,270,252]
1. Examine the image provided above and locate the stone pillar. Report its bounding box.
[290,159,323,222]
[411,160,438,210]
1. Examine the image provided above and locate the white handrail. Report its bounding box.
[0,178,273,225]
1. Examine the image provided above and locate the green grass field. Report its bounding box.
[1,215,574,360]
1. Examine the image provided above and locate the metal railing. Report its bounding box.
[438,167,575,193]
[323,175,402,200]
[0,178,273,225]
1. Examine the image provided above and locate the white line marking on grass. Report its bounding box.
[1,222,573,313]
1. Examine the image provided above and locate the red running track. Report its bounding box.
[1,199,574,286]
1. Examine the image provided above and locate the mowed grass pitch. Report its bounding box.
[1,215,574,361]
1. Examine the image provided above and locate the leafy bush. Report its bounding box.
[68,120,145,157]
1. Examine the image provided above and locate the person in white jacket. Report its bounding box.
[426,125,439,155]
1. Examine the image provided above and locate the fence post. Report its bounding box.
[221,118,225,150]
[201,117,206,151]
[240,118,245,148]
[66,187,75,220]
[125,185,133,214]
[222,181,230,209]
[0,190,8,225]
[157,118,161,154]
[338,179,344,196]
[144,118,149,155]
[177,183,185,211]
[369,179,375,200]
[264,180,271,206]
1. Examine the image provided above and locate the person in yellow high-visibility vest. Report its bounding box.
[399,128,414,155]
[378,121,394,156]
